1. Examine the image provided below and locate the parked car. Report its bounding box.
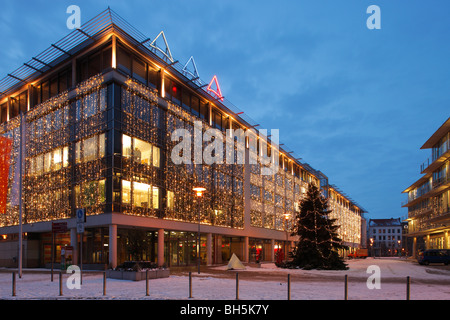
[417,249,450,265]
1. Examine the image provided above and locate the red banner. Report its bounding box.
[0,136,13,214]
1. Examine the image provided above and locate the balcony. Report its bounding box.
[421,140,450,174]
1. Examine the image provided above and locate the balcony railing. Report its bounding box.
[420,158,430,173]
[432,173,450,189]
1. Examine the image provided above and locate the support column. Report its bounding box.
[206,233,212,266]
[158,228,165,267]
[216,235,222,264]
[444,231,449,249]
[270,239,275,262]
[109,224,117,269]
[70,228,78,265]
[243,236,249,263]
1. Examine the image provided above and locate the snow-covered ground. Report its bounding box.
[0,258,449,300]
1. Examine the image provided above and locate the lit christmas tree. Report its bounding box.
[281,183,348,270]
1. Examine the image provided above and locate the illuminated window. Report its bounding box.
[36,154,43,175]
[122,180,131,204]
[167,190,174,210]
[123,135,132,159]
[131,181,160,209]
[84,135,98,162]
[152,145,160,168]
[63,146,69,168]
[75,88,106,121]
[122,134,160,168]
[52,148,62,171]
[133,181,151,208]
[44,151,52,173]
[134,138,152,165]
[75,133,106,164]
[74,179,106,208]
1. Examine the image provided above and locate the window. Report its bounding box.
[33,67,72,107]
[134,138,152,165]
[250,184,261,200]
[167,190,175,210]
[133,182,152,208]
[200,101,209,121]
[83,135,97,162]
[44,152,52,173]
[213,109,223,131]
[264,190,273,203]
[75,133,106,164]
[123,135,132,159]
[52,148,63,171]
[30,146,69,176]
[123,180,160,209]
[78,46,112,83]
[182,91,190,111]
[133,58,147,84]
[0,103,7,123]
[123,134,160,168]
[152,145,160,168]
[148,65,159,89]
[122,180,131,204]
[75,179,106,208]
[75,88,106,121]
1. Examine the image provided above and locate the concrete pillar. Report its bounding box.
[270,239,275,262]
[158,228,165,267]
[70,228,78,265]
[412,237,417,259]
[426,234,431,250]
[216,235,222,264]
[109,224,117,269]
[444,231,449,249]
[206,233,212,266]
[243,236,249,263]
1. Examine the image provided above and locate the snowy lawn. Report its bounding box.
[0,258,449,300]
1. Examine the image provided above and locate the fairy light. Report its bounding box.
[0,71,362,247]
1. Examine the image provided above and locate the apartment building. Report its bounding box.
[402,117,450,257]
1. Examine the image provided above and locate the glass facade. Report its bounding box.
[0,22,365,267]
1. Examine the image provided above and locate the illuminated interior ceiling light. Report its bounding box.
[206,75,224,101]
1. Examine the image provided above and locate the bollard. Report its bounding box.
[59,271,63,296]
[236,273,239,300]
[344,275,348,300]
[146,270,149,296]
[406,276,410,300]
[287,274,291,300]
[103,271,106,296]
[189,272,193,298]
[12,272,16,297]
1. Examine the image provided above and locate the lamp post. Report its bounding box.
[283,213,291,263]
[370,238,374,258]
[193,187,206,274]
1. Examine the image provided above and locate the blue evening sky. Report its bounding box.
[0,0,449,220]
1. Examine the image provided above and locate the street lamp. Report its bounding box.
[283,213,291,263]
[193,187,206,274]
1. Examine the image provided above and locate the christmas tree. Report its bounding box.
[280,184,348,270]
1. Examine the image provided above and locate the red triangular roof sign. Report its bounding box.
[206,75,224,101]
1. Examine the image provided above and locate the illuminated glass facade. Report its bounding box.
[0,9,365,268]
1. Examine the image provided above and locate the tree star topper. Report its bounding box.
[206,75,224,101]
